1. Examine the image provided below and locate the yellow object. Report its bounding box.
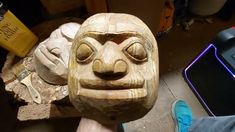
[0,10,38,57]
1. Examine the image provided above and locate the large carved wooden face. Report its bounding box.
[69,13,159,124]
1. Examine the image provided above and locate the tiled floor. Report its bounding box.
[125,16,235,131]
[0,69,208,132]
[125,69,208,132]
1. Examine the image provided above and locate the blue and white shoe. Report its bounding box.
[172,100,193,132]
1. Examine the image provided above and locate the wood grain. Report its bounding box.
[125,79,175,132]
[17,104,81,121]
[68,13,159,124]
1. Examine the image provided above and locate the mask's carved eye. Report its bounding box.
[76,43,94,63]
[125,42,147,62]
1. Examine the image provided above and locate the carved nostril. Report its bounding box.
[92,59,128,78]
[114,60,128,75]
[92,59,103,73]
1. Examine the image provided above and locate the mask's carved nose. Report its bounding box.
[92,42,128,79]
[93,59,128,78]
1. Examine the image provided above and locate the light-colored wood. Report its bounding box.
[107,0,165,35]
[85,0,164,35]
[34,22,80,85]
[68,13,159,124]
[17,104,81,121]
[125,79,175,132]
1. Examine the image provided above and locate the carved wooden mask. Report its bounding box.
[68,13,159,124]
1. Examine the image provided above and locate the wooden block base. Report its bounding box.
[17,104,81,121]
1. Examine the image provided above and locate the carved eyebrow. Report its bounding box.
[81,32,142,44]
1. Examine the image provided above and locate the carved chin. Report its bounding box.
[69,77,153,123]
[72,83,149,124]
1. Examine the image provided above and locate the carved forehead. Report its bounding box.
[78,13,151,35]
[73,13,157,49]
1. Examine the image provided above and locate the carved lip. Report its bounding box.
[79,88,147,100]
[79,79,145,90]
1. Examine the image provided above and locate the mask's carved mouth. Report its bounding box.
[78,88,147,100]
[77,77,147,99]
[79,79,145,90]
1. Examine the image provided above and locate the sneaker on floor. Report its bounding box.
[172,100,193,132]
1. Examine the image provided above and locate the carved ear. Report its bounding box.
[59,22,81,42]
